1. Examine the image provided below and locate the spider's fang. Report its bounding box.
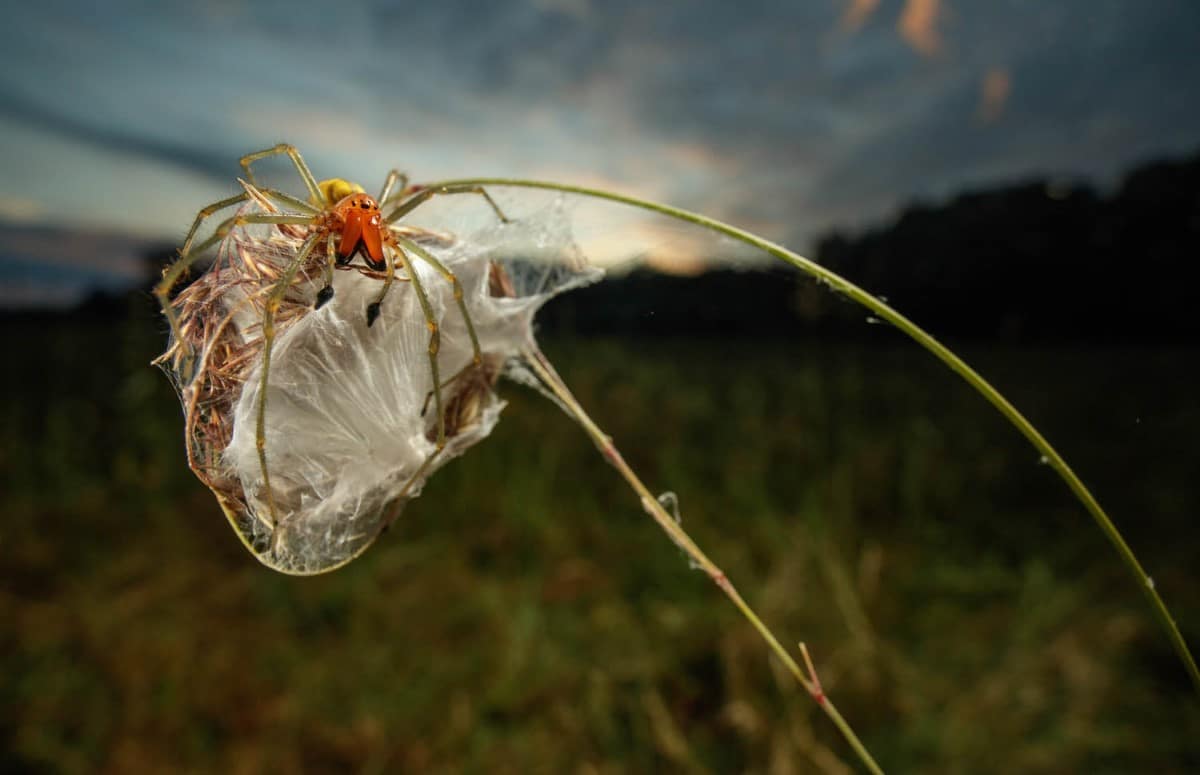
[366,302,382,327]
[315,285,334,309]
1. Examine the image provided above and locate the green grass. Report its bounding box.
[2,309,1198,772]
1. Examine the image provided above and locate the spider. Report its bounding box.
[155,143,509,529]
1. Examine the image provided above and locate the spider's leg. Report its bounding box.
[231,211,322,296]
[197,189,317,261]
[234,213,319,228]
[377,169,410,208]
[392,224,456,248]
[260,188,322,215]
[420,360,482,418]
[240,144,325,206]
[384,184,511,225]
[395,235,482,367]
[365,245,398,327]
[156,187,320,379]
[185,182,318,258]
[385,243,457,515]
[159,187,318,300]
[255,231,322,530]
[184,214,238,262]
[315,236,338,309]
[156,192,250,378]
[392,245,447,450]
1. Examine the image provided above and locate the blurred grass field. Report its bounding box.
[3,299,1198,773]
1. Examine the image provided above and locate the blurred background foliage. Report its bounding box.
[4,156,1199,769]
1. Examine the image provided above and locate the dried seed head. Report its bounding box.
[157,197,600,574]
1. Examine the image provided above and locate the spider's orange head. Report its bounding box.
[332,192,386,269]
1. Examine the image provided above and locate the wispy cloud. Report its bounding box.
[841,0,880,32]
[899,0,942,56]
[976,67,1012,124]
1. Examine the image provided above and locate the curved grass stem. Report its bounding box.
[419,177,1200,697]
[520,345,884,774]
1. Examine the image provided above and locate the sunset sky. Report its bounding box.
[2,0,1198,305]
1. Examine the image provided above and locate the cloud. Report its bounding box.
[0,195,44,222]
[975,67,1012,124]
[841,0,880,32]
[0,88,232,183]
[899,0,942,56]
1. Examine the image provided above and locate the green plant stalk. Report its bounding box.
[519,345,884,775]
[411,177,1200,696]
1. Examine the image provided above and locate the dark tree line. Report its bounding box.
[815,149,1200,341]
[539,148,1200,342]
[16,148,1199,344]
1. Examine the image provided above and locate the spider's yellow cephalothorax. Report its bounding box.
[316,178,366,206]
